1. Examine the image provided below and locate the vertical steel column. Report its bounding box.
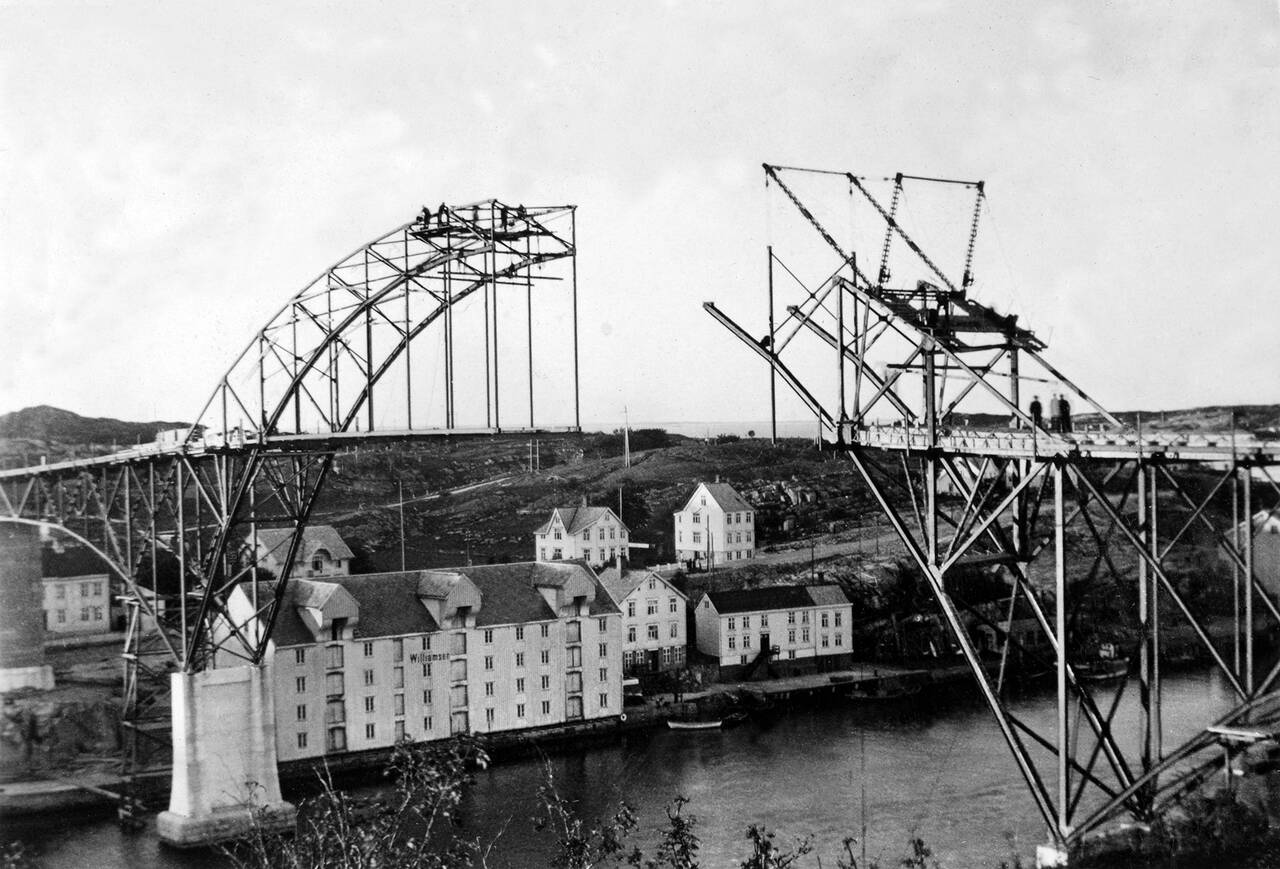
[923,335,938,563]
[1233,470,1241,673]
[292,305,300,433]
[1009,348,1028,558]
[491,238,500,430]
[837,256,847,424]
[1149,464,1162,763]
[1243,466,1254,695]
[365,252,374,432]
[484,267,492,428]
[570,207,580,430]
[446,258,455,429]
[1055,461,1069,837]
[177,461,187,668]
[258,334,267,434]
[1137,462,1154,804]
[404,230,413,431]
[767,246,777,444]
[526,230,535,428]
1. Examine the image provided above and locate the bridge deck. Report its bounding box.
[844,424,1280,465]
[0,426,580,480]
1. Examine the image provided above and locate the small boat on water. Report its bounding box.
[667,718,722,731]
[1074,658,1129,683]
[845,678,923,702]
[722,710,750,728]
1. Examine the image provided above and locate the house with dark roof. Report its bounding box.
[674,481,756,569]
[248,524,354,579]
[598,565,688,676]
[693,583,853,678]
[225,560,622,763]
[533,503,629,568]
[41,544,112,634]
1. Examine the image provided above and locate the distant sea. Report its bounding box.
[580,419,828,439]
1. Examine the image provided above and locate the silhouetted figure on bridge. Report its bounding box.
[1058,394,1072,434]
[1029,396,1043,430]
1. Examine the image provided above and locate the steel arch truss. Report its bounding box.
[705,164,1280,848]
[190,201,579,444]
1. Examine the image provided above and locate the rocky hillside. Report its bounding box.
[0,405,191,468]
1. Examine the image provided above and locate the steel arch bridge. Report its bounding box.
[707,164,1280,853]
[0,200,581,813]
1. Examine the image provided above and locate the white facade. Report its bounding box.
[42,574,110,634]
[693,585,853,669]
[534,506,629,568]
[226,562,622,763]
[674,482,756,568]
[600,567,688,674]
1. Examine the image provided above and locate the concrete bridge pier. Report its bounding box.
[0,525,55,693]
[1035,843,1069,867]
[157,665,295,848]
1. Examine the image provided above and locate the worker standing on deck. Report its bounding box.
[1059,394,1072,434]
[1029,395,1043,430]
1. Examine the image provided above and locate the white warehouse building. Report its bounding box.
[226,561,622,764]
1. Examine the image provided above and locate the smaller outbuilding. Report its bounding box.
[249,524,354,579]
[693,583,854,679]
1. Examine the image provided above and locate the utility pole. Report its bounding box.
[398,479,406,572]
[623,406,631,468]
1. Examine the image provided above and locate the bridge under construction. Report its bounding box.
[0,200,582,841]
[0,174,1277,858]
[706,164,1280,860]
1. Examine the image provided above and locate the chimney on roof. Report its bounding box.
[581,494,588,507]
[715,474,720,483]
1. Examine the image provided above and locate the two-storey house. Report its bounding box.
[533,504,629,568]
[674,481,756,569]
[598,564,688,676]
[225,561,622,764]
[693,584,853,679]
[41,544,112,634]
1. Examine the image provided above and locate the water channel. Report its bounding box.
[6,667,1236,868]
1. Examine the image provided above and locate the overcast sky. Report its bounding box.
[2,2,1277,429]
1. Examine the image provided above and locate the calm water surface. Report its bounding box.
[5,668,1235,868]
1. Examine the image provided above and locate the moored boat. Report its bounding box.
[667,718,723,731]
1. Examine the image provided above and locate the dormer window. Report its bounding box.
[312,549,330,572]
[330,618,346,642]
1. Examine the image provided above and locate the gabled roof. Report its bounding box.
[254,525,354,564]
[42,544,111,579]
[597,565,687,606]
[702,583,850,615]
[806,584,851,607]
[533,505,627,536]
[261,561,619,646]
[678,481,752,514]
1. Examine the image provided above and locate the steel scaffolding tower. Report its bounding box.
[707,164,1280,850]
